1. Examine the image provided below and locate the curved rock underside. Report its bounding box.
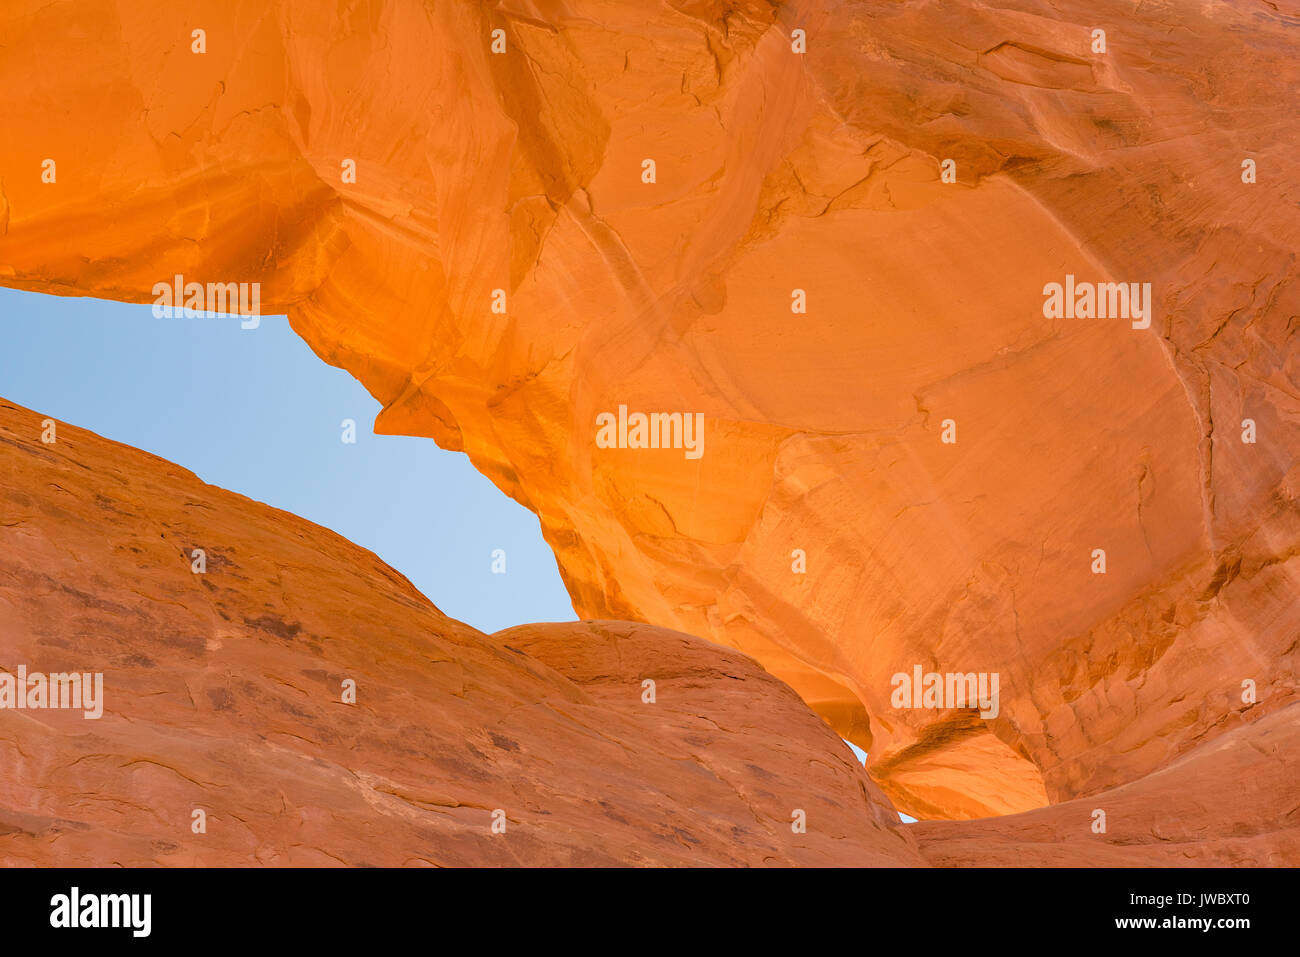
[0,0,1297,838]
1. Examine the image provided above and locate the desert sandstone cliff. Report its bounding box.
[0,0,1296,825]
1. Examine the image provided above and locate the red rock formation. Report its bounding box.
[0,0,1296,825]
[4,397,1296,866]
[0,398,920,866]
[912,702,1300,866]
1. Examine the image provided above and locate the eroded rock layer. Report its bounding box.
[0,399,920,866]
[912,702,1300,866]
[0,0,1297,820]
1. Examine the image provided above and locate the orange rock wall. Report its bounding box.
[0,0,1296,820]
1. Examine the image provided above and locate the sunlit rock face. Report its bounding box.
[0,0,1296,821]
[0,399,921,866]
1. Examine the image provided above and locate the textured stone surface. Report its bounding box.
[3,397,1296,866]
[912,702,1300,866]
[0,398,921,866]
[0,0,1296,822]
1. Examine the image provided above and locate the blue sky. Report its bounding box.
[843,740,916,822]
[0,288,576,634]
